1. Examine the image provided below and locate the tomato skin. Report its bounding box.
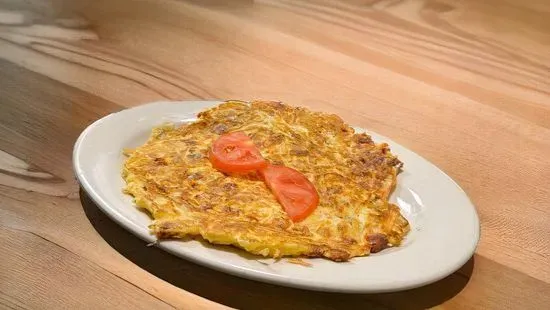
[259,165,319,222]
[209,132,268,173]
[209,133,319,222]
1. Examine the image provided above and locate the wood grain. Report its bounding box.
[0,0,549,309]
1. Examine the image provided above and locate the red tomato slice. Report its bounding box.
[259,165,319,222]
[209,131,268,173]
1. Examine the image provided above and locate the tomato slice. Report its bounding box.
[209,131,268,173]
[259,165,319,222]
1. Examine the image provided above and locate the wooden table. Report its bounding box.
[1,0,549,309]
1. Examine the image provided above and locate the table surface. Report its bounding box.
[1,0,549,309]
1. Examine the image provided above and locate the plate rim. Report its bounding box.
[73,100,480,293]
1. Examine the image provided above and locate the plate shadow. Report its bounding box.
[81,188,473,310]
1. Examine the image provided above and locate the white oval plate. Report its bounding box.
[73,101,479,293]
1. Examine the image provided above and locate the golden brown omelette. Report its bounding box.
[122,100,409,261]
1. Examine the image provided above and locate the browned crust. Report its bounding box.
[123,100,409,261]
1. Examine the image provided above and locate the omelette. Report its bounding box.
[122,100,409,261]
